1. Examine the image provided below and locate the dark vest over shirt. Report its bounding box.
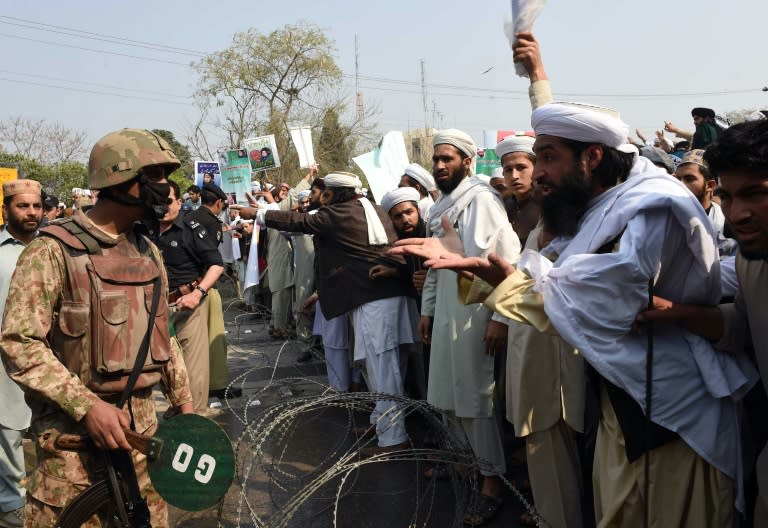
[266,199,411,319]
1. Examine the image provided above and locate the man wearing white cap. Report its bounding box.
[420,129,521,524]
[399,163,437,220]
[379,187,428,399]
[398,102,749,526]
[0,179,42,527]
[495,134,540,246]
[258,172,417,454]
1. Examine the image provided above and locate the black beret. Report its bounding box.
[203,182,227,201]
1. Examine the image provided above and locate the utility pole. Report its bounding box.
[421,59,428,135]
[355,35,363,120]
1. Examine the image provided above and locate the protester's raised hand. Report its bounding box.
[426,252,515,287]
[389,214,465,261]
[512,32,546,81]
[663,121,679,135]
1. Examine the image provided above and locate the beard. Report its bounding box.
[396,218,426,239]
[436,165,467,194]
[539,166,594,238]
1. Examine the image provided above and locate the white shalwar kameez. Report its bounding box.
[351,295,419,447]
[422,176,521,474]
[313,300,353,392]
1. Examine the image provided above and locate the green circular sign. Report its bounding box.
[148,414,235,511]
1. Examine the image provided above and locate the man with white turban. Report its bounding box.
[397,101,752,527]
[259,172,418,454]
[419,128,521,524]
[399,163,437,220]
[467,35,588,527]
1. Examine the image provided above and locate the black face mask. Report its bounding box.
[98,174,170,222]
[138,176,171,220]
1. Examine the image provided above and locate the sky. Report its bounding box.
[2,0,766,158]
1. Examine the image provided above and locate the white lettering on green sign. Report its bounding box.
[171,443,217,484]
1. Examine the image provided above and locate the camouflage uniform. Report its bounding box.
[0,208,192,525]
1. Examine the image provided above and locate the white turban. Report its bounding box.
[297,189,311,200]
[324,172,362,191]
[380,186,420,213]
[495,134,535,159]
[404,163,436,192]
[432,128,477,159]
[531,102,629,149]
[490,167,504,181]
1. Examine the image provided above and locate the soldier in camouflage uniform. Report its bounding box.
[0,128,194,527]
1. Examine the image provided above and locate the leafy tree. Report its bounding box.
[151,129,194,190]
[0,151,87,202]
[317,108,353,172]
[188,22,376,186]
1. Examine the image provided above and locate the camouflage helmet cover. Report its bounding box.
[88,128,181,189]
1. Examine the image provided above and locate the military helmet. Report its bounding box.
[88,128,181,190]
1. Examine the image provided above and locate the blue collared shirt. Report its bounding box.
[0,226,28,322]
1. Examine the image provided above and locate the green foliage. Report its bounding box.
[151,129,194,186]
[317,108,353,172]
[0,152,87,202]
[193,22,351,186]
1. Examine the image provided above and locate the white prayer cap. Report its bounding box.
[403,163,436,192]
[531,102,629,148]
[490,167,504,181]
[432,128,477,159]
[380,186,420,213]
[495,134,535,159]
[324,172,362,191]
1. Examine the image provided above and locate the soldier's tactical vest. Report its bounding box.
[39,219,170,395]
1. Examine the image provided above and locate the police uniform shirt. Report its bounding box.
[158,208,223,289]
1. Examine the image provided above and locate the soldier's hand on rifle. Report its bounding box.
[83,399,132,450]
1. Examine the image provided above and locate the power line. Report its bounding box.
[0,77,192,105]
[0,15,205,56]
[344,73,760,100]
[0,32,191,66]
[0,70,191,99]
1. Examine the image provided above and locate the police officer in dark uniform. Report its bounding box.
[157,181,225,413]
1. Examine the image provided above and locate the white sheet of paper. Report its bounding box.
[289,126,315,168]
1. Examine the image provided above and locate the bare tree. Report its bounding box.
[0,116,88,165]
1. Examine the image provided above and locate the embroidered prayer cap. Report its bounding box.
[495,134,535,160]
[531,102,629,149]
[324,172,362,191]
[490,167,504,181]
[380,187,420,213]
[432,128,477,159]
[679,149,708,169]
[3,179,42,197]
[403,163,436,192]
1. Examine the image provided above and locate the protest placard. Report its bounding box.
[194,161,222,188]
[244,135,281,172]
[218,149,252,197]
